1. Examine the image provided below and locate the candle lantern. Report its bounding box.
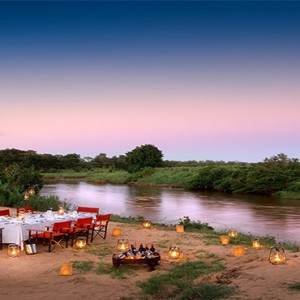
[168,246,181,259]
[220,235,230,245]
[269,245,286,265]
[252,238,262,250]
[58,206,65,215]
[116,239,129,252]
[18,210,26,221]
[232,246,245,257]
[176,224,184,233]
[111,228,122,237]
[75,237,87,249]
[228,229,238,238]
[7,244,20,258]
[142,220,151,229]
[23,193,30,200]
[27,187,35,195]
[59,262,73,276]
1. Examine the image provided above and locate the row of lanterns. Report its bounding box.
[6,218,287,265]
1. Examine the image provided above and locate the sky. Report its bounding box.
[1,1,300,162]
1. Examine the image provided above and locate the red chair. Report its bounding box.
[77,206,99,215]
[28,220,72,252]
[0,209,10,216]
[90,214,111,242]
[17,206,34,214]
[70,217,93,247]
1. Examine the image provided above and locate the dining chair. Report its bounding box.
[28,220,72,252]
[17,206,34,214]
[70,217,93,247]
[0,209,10,216]
[77,206,99,215]
[90,214,111,242]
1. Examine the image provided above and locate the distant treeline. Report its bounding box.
[1,148,300,198]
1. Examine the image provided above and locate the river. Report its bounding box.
[41,181,300,243]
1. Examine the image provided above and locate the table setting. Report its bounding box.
[0,210,96,250]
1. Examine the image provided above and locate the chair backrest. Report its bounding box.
[77,206,99,215]
[76,217,93,228]
[17,206,34,214]
[0,209,10,216]
[52,220,72,232]
[95,214,111,224]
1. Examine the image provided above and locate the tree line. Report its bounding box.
[1,146,300,199]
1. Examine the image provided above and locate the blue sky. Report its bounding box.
[1,1,300,162]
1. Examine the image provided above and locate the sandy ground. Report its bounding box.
[1,209,300,300]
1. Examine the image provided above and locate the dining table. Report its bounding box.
[0,210,96,251]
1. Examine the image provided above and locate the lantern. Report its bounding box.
[142,220,151,229]
[252,238,262,250]
[116,239,129,252]
[75,238,87,249]
[23,193,30,200]
[232,246,245,257]
[18,209,26,221]
[168,246,181,259]
[176,224,184,233]
[27,187,35,195]
[111,228,122,237]
[59,262,73,276]
[7,244,20,258]
[220,235,230,245]
[228,229,238,238]
[269,245,286,265]
[58,206,65,215]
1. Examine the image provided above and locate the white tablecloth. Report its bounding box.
[0,212,95,250]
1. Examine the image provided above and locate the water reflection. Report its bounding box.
[41,182,300,242]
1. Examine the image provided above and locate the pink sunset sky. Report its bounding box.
[1,2,300,162]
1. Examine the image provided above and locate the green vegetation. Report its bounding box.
[138,259,234,299]
[72,259,131,279]
[178,216,214,231]
[124,144,163,173]
[288,282,300,291]
[72,260,94,272]
[1,148,300,198]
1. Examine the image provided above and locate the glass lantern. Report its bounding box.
[116,239,129,252]
[142,220,151,229]
[27,187,35,195]
[168,246,181,259]
[252,238,262,250]
[58,206,65,215]
[8,244,20,258]
[269,245,286,265]
[228,229,238,238]
[75,237,87,249]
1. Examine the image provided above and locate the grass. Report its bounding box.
[72,260,94,272]
[72,260,130,279]
[288,282,300,291]
[177,283,235,300]
[86,245,114,257]
[137,259,233,299]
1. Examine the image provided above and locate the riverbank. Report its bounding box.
[42,165,300,200]
[1,216,300,300]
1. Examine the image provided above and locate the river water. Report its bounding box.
[41,181,300,243]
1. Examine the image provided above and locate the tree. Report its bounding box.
[125,144,163,173]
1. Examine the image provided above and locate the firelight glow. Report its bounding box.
[0,1,299,162]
